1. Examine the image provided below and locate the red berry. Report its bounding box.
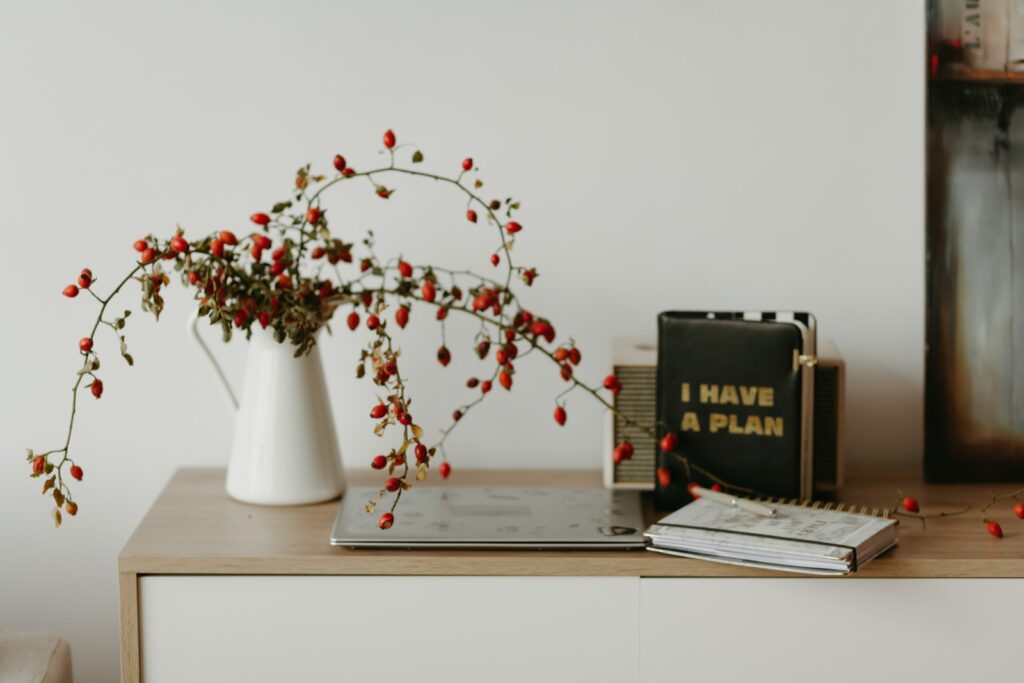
[439,462,452,479]
[436,308,448,321]
[612,442,634,464]
[421,280,436,303]
[529,320,555,343]
[311,247,325,259]
[371,455,387,470]
[90,379,104,399]
[384,477,401,492]
[219,230,238,246]
[901,496,920,513]
[395,306,410,329]
[78,269,93,288]
[379,512,395,530]
[560,365,573,382]
[499,370,513,390]
[347,311,360,330]
[251,246,263,261]
[476,341,491,359]
[366,314,380,330]
[170,235,189,253]
[361,292,373,307]
[210,239,224,257]
[342,167,356,177]
[63,284,79,298]
[370,403,388,419]
[65,501,78,516]
[466,209,478,223]
[383,129,396,149]
[710,483,723,492]
[70,465,83,481]
[133,239,148,253]
[140,247,156,264]
[553,348,569,362]
[398,260,413,278]
[79,337,93,352]
[490,253,500,267]
[31,456,45,475]
[415,444,428,463]
[398,412,413,426]
[452,409,463,421]
[657,467,671,489]
[462,157,473,171]
[987,520,1004,538]
[437,346,451,367]
[569,347,582,365]
[250,212,270,225]
[258,311,271,329]
[1015,503,1024,519]
[505,221,522,234]
[333,154,347,172]
[603,374,621,394]
[188,271,200,285]
[307,208,321,224]
[660,432,678,453]
[481,380,492,393]
[252,235,272,250]
[466,377,479,388]
[554,406,567,426]
[234,311,247,328]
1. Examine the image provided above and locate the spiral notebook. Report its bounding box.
[645,497,897,575]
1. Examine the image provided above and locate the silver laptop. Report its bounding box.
[331,486,647,549]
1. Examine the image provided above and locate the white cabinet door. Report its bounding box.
[140,575,639,683]
[640,578,1023,683]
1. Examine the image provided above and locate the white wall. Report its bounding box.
[0,1,923,681]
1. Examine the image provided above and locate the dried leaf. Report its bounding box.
[411,424,424,440]
[412,150,423,163]
[52,508,62,528]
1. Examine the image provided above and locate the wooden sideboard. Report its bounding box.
[119,469,1024,682]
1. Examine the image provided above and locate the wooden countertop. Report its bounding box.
[119,468,1024,578]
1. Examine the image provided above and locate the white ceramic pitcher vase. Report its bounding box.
[188,312,345,505]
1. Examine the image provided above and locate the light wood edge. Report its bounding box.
[116,555,1024,579]
[119,571,140,683]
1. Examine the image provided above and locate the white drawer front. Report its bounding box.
[140,575,639,683]
[640,578,1023,682]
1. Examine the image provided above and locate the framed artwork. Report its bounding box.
[926,0,1024,480]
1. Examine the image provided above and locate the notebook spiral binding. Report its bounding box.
[751,496,894,519]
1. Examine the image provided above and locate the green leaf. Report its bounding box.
[412,150,423,163]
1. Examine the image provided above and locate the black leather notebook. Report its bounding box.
[655,312,815,510]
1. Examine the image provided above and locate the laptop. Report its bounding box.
[330,486,647,549]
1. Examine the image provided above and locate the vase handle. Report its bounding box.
[187,310,239,411]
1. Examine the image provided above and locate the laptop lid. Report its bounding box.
[331,486,647,549]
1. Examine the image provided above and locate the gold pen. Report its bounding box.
[692,486,777,518]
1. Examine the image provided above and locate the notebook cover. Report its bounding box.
[655,312,806,510]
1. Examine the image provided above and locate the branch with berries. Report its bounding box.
[26,129,1024,539]
[29,129,706,528]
